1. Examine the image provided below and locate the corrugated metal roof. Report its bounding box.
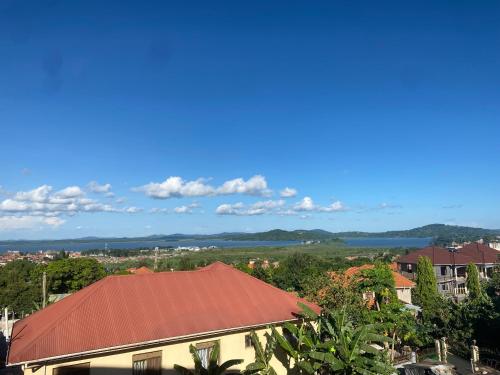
[8,262,319,365]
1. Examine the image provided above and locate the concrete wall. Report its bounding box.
[396,288,412,304]
[22,327,290,375]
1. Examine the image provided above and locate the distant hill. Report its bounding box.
[1,224,498,248]
[331,224,500,241]
[226,229,340,241]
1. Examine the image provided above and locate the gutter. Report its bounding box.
[10,318,299,367]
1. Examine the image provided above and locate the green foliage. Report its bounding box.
[174,342,243,375]
[466,263,482,301]
[273,305,394,375]
[243,331,277,375]
[178,257,196,271]
[358,263,396,306]
[42,258,107,293]
[413,256,439,311]
[273,253,328,292]
[0,259,41,315]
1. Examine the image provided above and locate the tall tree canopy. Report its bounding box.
[414,256,439,309]
[466,263,482,301]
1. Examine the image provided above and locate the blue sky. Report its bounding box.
[0,0,499,239]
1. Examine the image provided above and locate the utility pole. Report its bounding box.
[4,307,8,340]
[42,272,47,309]
[154,247,159,271]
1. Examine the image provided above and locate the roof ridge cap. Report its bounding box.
[13,277,110,359]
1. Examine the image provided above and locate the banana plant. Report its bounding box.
[174,342,243,375]
[243,331,277,375]
[273,303,394,375]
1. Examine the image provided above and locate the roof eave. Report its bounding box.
[9,318,301,367]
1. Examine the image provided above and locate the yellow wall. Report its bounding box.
[23,327,289,375]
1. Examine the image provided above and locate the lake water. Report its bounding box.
[342,237,432,248]
[0,237,432,253]
[0,239,300,253]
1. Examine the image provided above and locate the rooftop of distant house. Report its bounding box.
[397,243,499,266]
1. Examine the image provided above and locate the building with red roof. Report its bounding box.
[8,262,319,375]
[396,244,499,299]
[342,264,415,304]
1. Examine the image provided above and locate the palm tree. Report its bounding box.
[174,342,243,375]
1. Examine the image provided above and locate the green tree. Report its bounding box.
[174,342,243,375]
[466,263,482,301]
[413,256,439,310]
[43,258,106,293]
[273,253,327,293]
[0,260,41,315]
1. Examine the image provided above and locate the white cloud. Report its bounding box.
[0,184,127,228]
[125,206,142,213]
[87,181,112,194]
[14,185,52,202]
[280,187,297,198]
[215,200,284,216]
[293,196,345,213]
[0,215,65,230]
[133,177,214,199]
[216,175,272,197]
[55,186,84,199]
[133,175,272,199]
[174,202,200,214]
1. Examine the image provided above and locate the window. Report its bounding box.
[132,350,162,375]
[53,363,90,375]
[407,264,412,273]
[196,341,218,369]
[440,266,447,276]
[245,334,253,348]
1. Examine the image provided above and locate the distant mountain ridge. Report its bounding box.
[1,224,499,246]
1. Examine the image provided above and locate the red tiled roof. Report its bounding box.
[343,264,414,288]
[397,245,499,266]
[8,262,319,365]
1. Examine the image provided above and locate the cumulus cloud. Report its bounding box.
[216,200,285,216]
[55,186,84,199]
[293,196,345,213]
[87,181,112,194]
[280,187,297,198]
[0,185,133,217]
[133,175,272,199]
[0,215,65,230]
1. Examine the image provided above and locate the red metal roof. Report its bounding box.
[397,244,499,266]
[8,262,319,365]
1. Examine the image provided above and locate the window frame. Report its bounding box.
[196,340,219,368]
[132,350,162,375]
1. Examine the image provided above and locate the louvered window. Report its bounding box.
[132,350,162,375]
